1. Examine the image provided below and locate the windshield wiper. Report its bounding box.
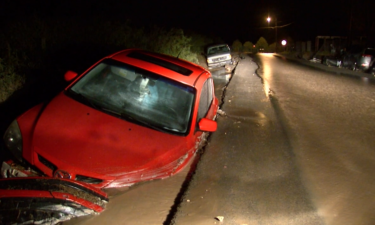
[162,126,182,133]
[67,91,102,111]
[68,90,174,133]
[101,108,166,132]
[124,115,167,132]
[115,110,183,134]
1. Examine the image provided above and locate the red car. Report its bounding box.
[1,49,218,221]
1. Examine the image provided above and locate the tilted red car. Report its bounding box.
[1,49,218,222]
[3,49,218,187]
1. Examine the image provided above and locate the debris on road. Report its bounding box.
[215,216,224,222]
[217,109,226,116]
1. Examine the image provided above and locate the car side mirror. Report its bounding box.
[198,118,217,132]
[64,70,78,82]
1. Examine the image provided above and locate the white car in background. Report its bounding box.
[206,44,233,70]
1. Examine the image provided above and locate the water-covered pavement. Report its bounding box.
[171,55,324,225]
[255,53,375,225]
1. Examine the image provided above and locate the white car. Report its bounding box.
[206,44,233,70]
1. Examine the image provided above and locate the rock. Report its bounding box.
[215,216,224,222]
[217,109,226,116]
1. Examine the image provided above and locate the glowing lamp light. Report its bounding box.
[281,40,287,46]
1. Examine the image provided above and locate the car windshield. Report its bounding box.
[207,45,230,55]
[68,59,195,135]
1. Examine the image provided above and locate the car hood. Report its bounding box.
[28,93,187,177]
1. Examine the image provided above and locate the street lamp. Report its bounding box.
[266,16,278,53]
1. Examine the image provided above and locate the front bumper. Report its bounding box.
[208,59,233,69]
[0,177,108,224]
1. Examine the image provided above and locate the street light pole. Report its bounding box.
[267,16,277,53]
[275,17,277,53]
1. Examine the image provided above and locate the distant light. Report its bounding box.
[267,17,271,22]
[281,40,287,46]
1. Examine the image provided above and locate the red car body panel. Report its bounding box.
[9,49,218,189]
[19,93,191,187]
[0,177,108,223]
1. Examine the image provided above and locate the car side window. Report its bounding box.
[197,78,213,122]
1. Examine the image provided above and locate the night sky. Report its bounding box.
[1,0,374,45]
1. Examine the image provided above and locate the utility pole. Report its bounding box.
[266,15,292,53]
[275,17,278,53]
[267,16,282,53]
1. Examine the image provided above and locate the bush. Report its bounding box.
[0,57,25,103]
[2,16,203,64]
[243,41,254,53]
[153,28,199,64]
[232,40,243,52]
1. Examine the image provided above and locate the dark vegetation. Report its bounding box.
[0,15,223,136]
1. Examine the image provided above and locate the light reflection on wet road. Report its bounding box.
[254,53,375,225]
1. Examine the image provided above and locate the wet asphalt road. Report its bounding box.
[172,55,323,225]
[253,54,375,225]
[171,53,375,225]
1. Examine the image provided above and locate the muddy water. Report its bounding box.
[65,161,192,225]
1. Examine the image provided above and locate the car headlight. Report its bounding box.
[3,120,23,162]
[207,58,213,63]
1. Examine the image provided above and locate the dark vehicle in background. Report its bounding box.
[322,46,375,74]
[358,47,375,72]
[206,44,233,70]
[322,48,359,70]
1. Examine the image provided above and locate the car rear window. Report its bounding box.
[127,52,193,76]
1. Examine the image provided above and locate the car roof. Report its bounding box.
[107,49,210,86]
